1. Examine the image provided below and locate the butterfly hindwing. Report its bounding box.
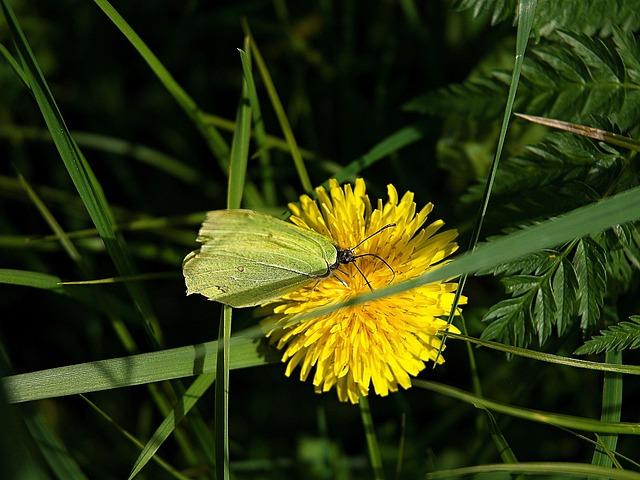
[182,210,337,307]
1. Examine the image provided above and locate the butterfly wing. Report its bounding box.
[182,209,337,307]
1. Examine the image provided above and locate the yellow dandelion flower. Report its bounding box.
[263,178,465,403]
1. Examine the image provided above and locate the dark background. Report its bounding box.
[1,1,637,479]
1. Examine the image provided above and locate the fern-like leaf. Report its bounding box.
[453,0,640,36]
[574,316,640,354]
[552,258,578,336]
[573,238,607,331]
[406,31,640,130]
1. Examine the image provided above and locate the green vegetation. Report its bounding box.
[1,1,640,478]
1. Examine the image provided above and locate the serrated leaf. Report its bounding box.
[501,275,540,295]
[575,316,640,355]
[454,0,640,36]
[481,297,530,347]
[557,31,625,83]
[408,30,640,131]
[552,258,579,336]
[532,276,556,344]
[573,238,607,331]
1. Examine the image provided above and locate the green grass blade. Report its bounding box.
[286,184,640,324]
[0,125,210,188]
[214,46,254,480]
[426,462,640,480]
[59,272,177,285]
[245,25,313,193]
[592,350,623,467]
[329,124,424,184]
[0,269,61,290]
[1,0,163,345]
[0,41,27,87]
[16,170,81,262]
[227,48,253,209]
[480,408,518,464]
[216,308,232,480]
[128,372,216,480]
[203,113,330,165]
[25,415,88,480]
[413,379,640,435]
[91,0,229,165]
[0,391,49,480]
[80,396,189,480]
[359,396,385,480]
[449,333,640,375]
[238,40,276,204]
[2,332,273,403]
[437,0,538,360]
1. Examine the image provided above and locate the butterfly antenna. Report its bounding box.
[351,223,396,251]
[352,261,373,291]
[354,253,396,284]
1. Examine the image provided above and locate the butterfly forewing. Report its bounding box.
[183,209,337,307]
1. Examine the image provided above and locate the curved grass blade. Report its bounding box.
[413,379,640,435]
[202,113,329,165]
[26,415,88,480]
[16,170,81,262]
[2,331,273,403]
[437,0,539,362]
[449,333,640,375]
[329,124,424,185]
[0,125,210,188]
[426,462,640,480]
[0,41,27,87]
[81,396,189,480]
[0,0,163,345]
[244,22,313,193]
[91,0,229,165]
[238,42,276,204]
[128,372,215,480]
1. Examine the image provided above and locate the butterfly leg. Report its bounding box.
[354,253,395,285]
[352,261,373,291]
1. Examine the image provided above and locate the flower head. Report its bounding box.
[263,178,464,403]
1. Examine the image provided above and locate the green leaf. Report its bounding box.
[1,0,163,344]
[330,124,424,185]
[91,0,229,165]
[425,462,640,480]
[409,30,640,130]
[2,333,273,404]
[454,0,640,36]
[552,258,578,336]
[481,297,529,347]
[128,373,215,480]
[26,415,88,480]
[246,26,312,193]
[532,276,556,344]
[0,269,61,290]
[592,350,623,469]
[573,238,607,331]
[450,332,640,375]
[575,316,640,355]
[413,379,640,435]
